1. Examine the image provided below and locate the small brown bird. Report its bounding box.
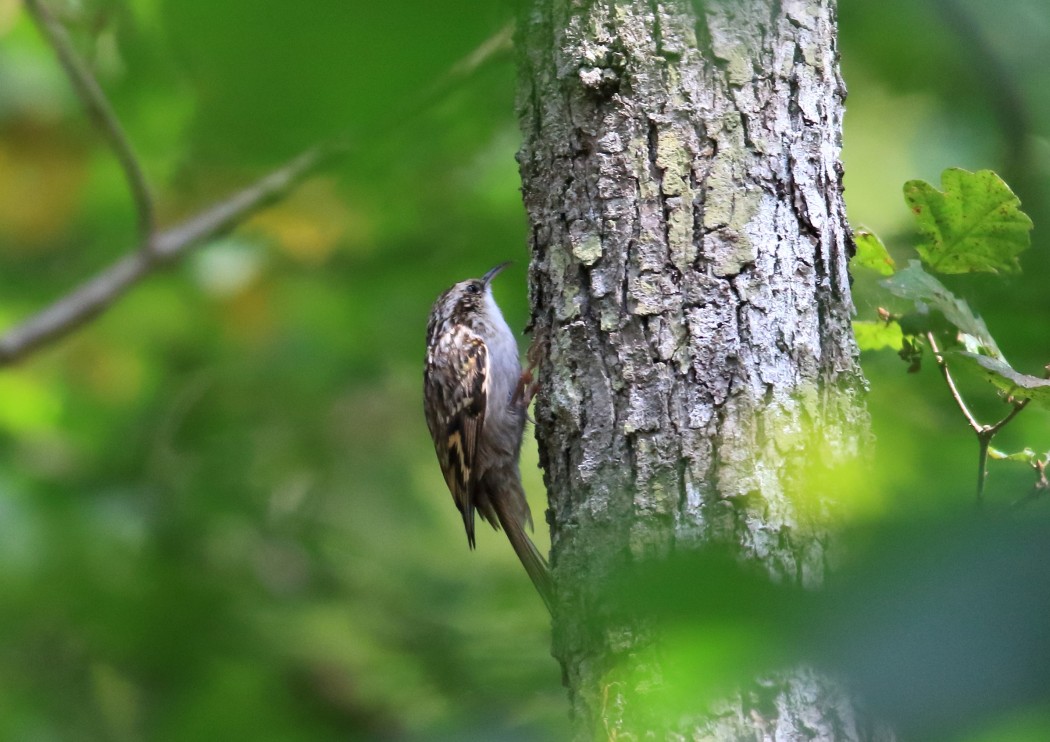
[423,263,552,611]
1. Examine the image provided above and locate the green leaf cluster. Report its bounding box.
[851,168,1048,411]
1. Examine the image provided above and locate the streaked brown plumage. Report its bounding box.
[423,263,552,611]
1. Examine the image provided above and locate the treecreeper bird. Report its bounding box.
[423,262,553,612]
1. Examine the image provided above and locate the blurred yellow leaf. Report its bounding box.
[0,124,89,248]
[67,342,148,406]
[246,178,371,265]
[223,281,276,347]
[0,0,20,35]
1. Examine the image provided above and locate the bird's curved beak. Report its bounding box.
[481,261,511,286]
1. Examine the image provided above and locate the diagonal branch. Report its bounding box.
[0,19,513,367]
[0,143,341,366]
[23,0,156,241]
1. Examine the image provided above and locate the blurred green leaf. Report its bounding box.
[854,320,904,351]
[0,372,62,433]
[896,309,954,339]
[852,229,896,275]
[904,169,1032,274]
[609,516,1050,741]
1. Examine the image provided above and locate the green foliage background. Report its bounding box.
[0,0,1048,739]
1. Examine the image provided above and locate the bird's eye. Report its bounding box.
[466,282,480,295]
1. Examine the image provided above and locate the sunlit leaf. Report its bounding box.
[852,229,896,275]
[904,168,1032,274]
[854,320,903,351]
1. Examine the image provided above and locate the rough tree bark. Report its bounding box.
[516,0,880,738]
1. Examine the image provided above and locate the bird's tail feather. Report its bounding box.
[492,493,554,614]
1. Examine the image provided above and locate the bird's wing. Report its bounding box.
[424,326,488,543]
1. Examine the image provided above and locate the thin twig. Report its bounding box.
[987,398,1031,436]
[152,144,340,258]
[0,143,340,366]
[973,399,1031,506]
[447,24,514,87]
[925,333,1038,506]
[388,23,514,133]
[925,333,981,433]
[23,0,155,242]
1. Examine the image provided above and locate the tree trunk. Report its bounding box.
[516,0,879,738]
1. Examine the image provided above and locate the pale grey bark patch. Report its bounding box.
[516,0,880,738]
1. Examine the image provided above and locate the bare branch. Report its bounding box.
[925,332,991,504]
[987,398,1030,437]
[152,144,339,258]
[23,0,155,241]
[0,18,510,366]
[0,143,340,366]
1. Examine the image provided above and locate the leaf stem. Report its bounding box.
[926,333,981,433]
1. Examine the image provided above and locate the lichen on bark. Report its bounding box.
[516,0,878,738]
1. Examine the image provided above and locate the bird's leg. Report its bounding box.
[512,326,548,411]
